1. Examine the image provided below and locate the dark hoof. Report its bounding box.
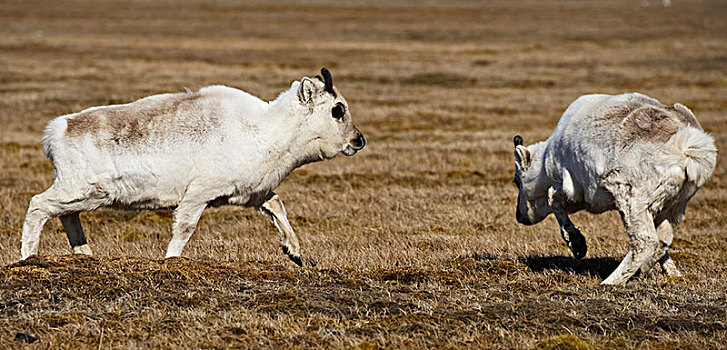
[288,254,303,267]
[569,235,588,260]
[307,259,317,268]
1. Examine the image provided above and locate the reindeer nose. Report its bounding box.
[351,133,366,150]
[516,211,532,226]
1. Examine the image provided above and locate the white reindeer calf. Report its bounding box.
[21,68,366,265]
[512,93,716,285]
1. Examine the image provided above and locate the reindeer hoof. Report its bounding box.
[72,244,93,256]
[569,235,587,260]
[288,254,303,267]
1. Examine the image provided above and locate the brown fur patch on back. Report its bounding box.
[103,102,164,145]
[595,95,662,125]
[620,106,684,146]
[597,104,637,124]
[65,113,101,136]
[63,91,221,147]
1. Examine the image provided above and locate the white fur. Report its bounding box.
[21,70,365,264]
[513,93,716,285]
[662,126,717,187]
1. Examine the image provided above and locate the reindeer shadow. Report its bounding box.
[519,255,621,279]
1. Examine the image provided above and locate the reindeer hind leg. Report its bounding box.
[60,213,93,255]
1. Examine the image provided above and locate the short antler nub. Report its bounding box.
[513,135,523,147]
[321,67,334,94]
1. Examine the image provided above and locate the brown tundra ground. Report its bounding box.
[1,0,726,349]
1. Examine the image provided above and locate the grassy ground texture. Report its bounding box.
[1,0,726,348]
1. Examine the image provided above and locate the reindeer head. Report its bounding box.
[512,135,550,225]
[296,68,366,159]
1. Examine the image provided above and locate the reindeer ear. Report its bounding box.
[320,67,334,95]
[297,77,317,107]
[513,135,523,147]
[515,145,531,171]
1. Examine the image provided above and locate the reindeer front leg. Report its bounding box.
[548,187,587,259]
[261,192,303,266]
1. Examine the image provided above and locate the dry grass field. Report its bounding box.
[1,0,727,348]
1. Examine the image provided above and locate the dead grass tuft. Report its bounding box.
[535,334,594,350]
[347,341,386,350]
[669,252,699,264]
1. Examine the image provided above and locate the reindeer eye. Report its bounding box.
[332,103,345,120]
